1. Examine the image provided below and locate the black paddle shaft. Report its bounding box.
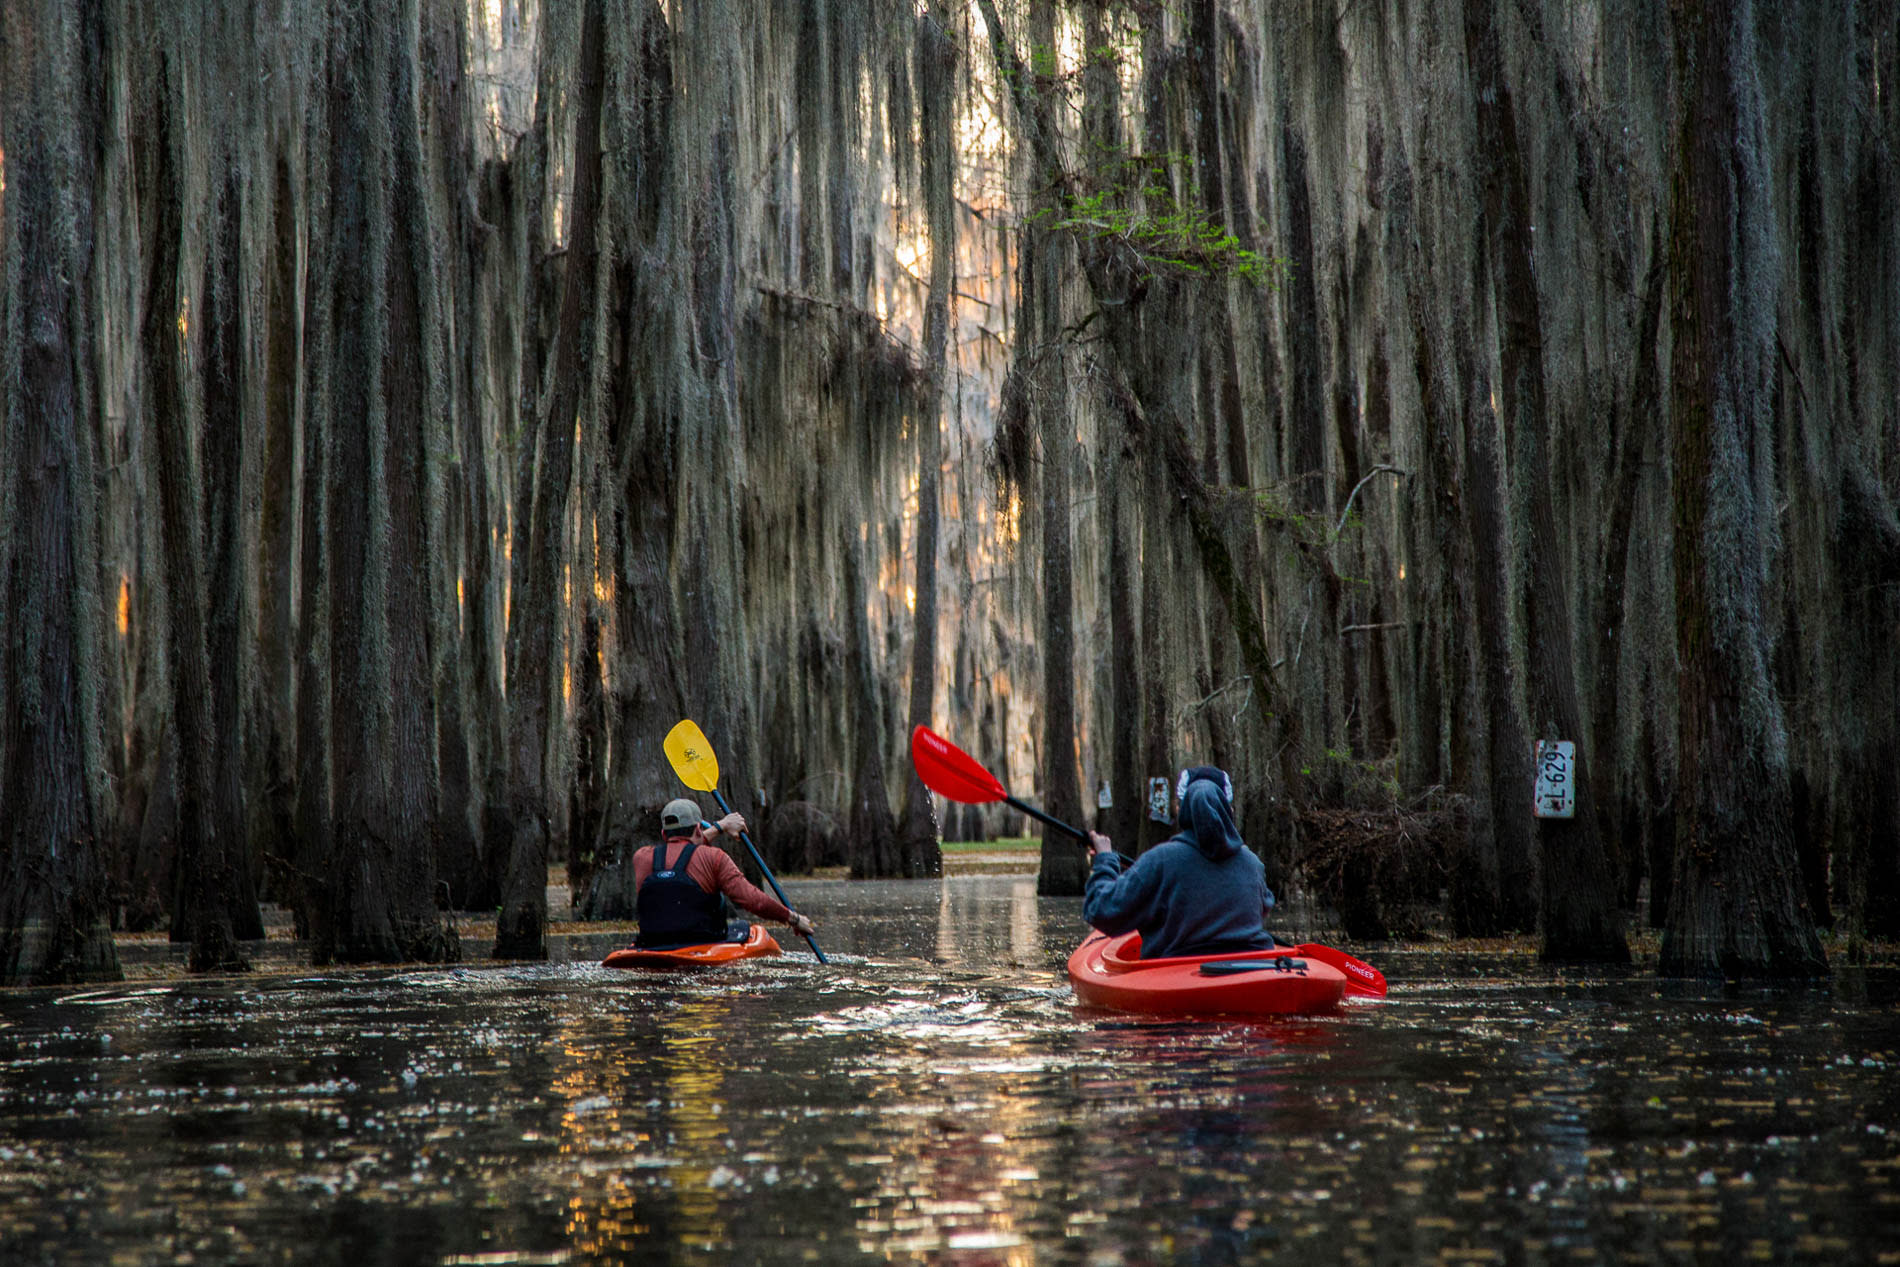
[1003,794,1138,868]
[1004,794,1089,842]
[706,786,829,964]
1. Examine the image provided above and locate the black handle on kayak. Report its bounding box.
[706,786,828,964]
[1199,958,1309,976]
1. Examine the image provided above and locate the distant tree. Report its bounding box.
[895,5,956,881]
[497,0,608,959]
[0,0,122,986]
[310,0,459,964]
[1465,0,1627,963]
[1452,312,1539,935]
[1029,228,1088,898]
[846,521,901,878]
[137,60,251,971]
[1661,0,1826,977]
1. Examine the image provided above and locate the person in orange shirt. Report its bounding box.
[632,798,819,949]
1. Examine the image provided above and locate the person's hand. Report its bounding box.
[1088,831,1114,856]
[717,812,746,838]
[789,911,817,937]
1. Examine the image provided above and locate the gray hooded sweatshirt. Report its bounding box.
[1082,779,1276,959]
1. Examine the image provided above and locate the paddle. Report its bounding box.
[910,724,1090,843]
[663,719,828,964]
[913,725,1388,998]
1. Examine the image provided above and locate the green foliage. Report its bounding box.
[1252,486,1328,543]
[941,837,1039,854]
[1320,747,1402,806]
[1029,146,1288,286]
[1251,485,1376,557]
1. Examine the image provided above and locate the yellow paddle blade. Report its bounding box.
[664,719,721,792]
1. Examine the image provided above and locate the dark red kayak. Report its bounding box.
[1069,931,1364,1016]
[602,923,781,970]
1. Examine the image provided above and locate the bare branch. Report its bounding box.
[1334,464,1410,540]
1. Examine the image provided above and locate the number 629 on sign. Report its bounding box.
[1533,740,1576,819]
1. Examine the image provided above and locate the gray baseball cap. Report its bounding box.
[660,798,702,833]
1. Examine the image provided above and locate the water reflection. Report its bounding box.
[2,876,1896,1265]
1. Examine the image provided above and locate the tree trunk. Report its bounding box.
[315,4,456,965]
[895,4,955,881]
[1411,296,1499,937]
[846,522,899,877]
[496,0,607,959]
[1454,316,1540,932]
[1465,0,1627,963]
[570,605,607,905]
[1660,0,1826,978]
[1591,252,1668,909]
[383,19,456,958]
[1137,466,1175,854]
[0,0,122,986]
[1034,269,1087,897]
[203,170,268,944]
[417,1,486,920]
[141,63,249,973]
[152,133,254,964]
[254,158,302,909]
[294,121,336,944]
[582,1,687,919]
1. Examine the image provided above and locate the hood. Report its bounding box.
[1168,779,1246,861]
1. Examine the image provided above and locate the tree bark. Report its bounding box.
[1033,258,1087,897]
[315,3,456,964]
[384,18,455,958]
[1466,0,1627,963]
[1410,294,1500,936]
[177,157,263,966]
[846,522,899,878]
[254,158,302,910]
[1591,251,1668,910]
[497,0,608,958]
[1454,316,1541,933]
[0,0,122,985]
[1661,0,1826,978]
[895,5,955,880]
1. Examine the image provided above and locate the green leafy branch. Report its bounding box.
[1027,148,1287,286]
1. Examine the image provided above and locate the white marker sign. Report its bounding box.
[1533,740,1576,819]
[1147,777,1172,823]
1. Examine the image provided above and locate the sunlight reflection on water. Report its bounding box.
[2,875,1897,1265]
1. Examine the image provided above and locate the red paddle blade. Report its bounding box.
[911,725,1009,804]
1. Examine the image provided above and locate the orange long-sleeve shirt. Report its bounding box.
[631,836,794,924]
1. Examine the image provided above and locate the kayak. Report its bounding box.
[1068,931,1348,1016]
[602,923,781,970]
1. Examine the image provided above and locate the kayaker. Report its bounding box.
[1083,766,1277,960]
[632,798,819,949]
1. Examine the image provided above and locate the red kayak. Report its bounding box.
[602,923,781,970]
[1068,931,1349,1016]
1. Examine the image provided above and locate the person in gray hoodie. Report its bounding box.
[1083,766,1277,959]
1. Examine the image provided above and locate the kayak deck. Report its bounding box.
[603,923,781,970]
[1068,931,1347,1016]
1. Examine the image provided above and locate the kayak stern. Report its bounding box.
[1067,932,1347,1016]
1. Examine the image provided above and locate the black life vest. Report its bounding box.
[634,837,730,949]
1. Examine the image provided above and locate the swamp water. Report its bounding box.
[2,875,1896,1265]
